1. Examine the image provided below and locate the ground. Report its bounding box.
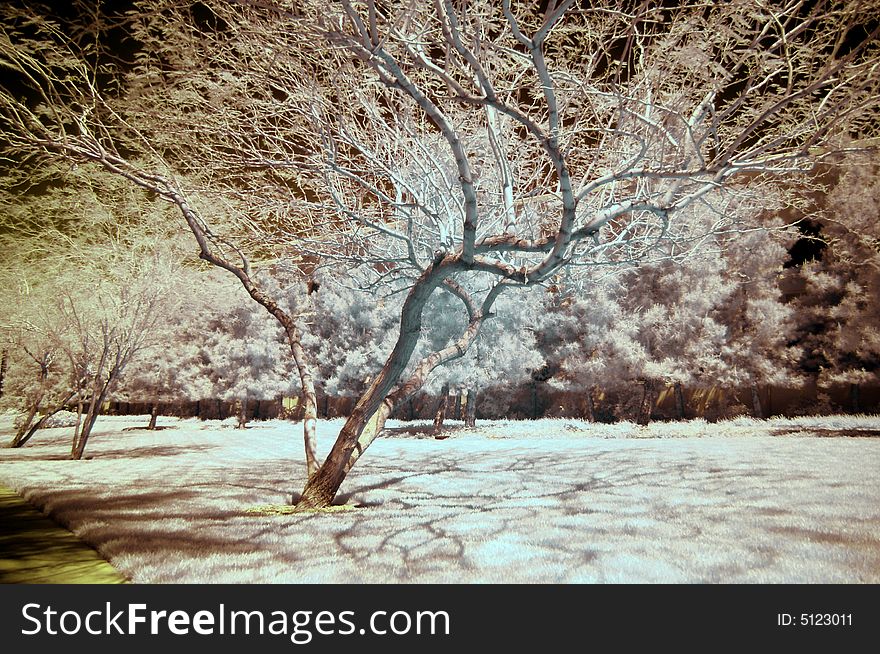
[1,414,878,583]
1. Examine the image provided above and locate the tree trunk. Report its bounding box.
[10,360,49,447]
[531,382,539,419]
[147,403,159,430]
[407,396,416,421]
[71,399,84,459]
[0,348,7,399]
[14,416,49,448]
[850,383,861,414]
[433,383,450,435]
[237,395,248,429]
[72,365,114,460]
[73,403,103,460]
[674,382,686,420]
[12,403,42,448]
[637,381,656,426]
[464,387,477,428]
[296,265,497,510]
[750,383,764,419]
[585,386,597,422]
[11,391,78,448]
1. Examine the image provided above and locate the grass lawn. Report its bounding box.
[1,414,878,583]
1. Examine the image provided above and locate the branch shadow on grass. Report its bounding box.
[7,438,880,583]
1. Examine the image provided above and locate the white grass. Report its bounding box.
[1,414,879,583]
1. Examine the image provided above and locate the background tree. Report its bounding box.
[416,280,545,428]
[786,151,880,411]
[0,166,185,448]
[195,278,299,428]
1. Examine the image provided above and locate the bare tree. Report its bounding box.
[0,1,877,506]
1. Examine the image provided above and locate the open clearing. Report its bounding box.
[1,414,879,583]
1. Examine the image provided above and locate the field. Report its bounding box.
[1,414,879,583]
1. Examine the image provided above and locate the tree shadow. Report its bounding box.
[5,437,879,583]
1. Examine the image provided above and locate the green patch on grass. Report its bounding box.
[0,486,128,584]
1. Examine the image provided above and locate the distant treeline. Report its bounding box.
[109,381,879,424]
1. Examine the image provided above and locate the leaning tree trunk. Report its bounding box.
[147,402,159,430]
[11,391,78,448]
[73,403,103,460]
[295,262,491,510]
[11,402,43,448]
[72,368,115,460]
[10,361,50,447]
[433,383,450,435]
[0,348,7,399]
[70,398,84,459]
[14,415,50,448]
[343,323,487,475]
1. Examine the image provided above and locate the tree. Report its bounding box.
[712,222,802,417]
[0,242,177,454]
[194,278,299,428]
[1,1,877,506]
[111,268,227,429]
[786,150,880,410]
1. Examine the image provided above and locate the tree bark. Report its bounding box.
[72,354,117,460]
[11,358,49,447]
[11,391,78,448]
[464,387,477,428]
[674,382,686,420]
[750,383,764,419]
[0,348,7,399]
[433,383,450,435]
[147,403,159,430]
[531,382,539,419]
[585,386,597,422]
[73,401,103,460]
[850,383,861,414]
[237,395,248,429]
[70,398,83,458]
[342,297,494,475]
[637,380,656,426]
[295,264,498,510]
[14,416,49,448]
